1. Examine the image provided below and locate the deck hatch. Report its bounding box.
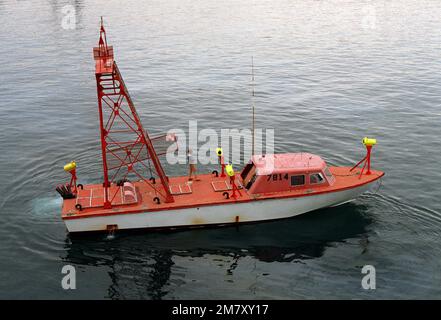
[211,179,244,192]
[169,183,193,195]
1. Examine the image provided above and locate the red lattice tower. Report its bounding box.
[93,19,174,208]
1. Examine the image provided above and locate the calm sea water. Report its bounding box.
[1,0,441,299]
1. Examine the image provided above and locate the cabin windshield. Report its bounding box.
[243,164,257,190]
[324,166,335,184]
[241,162,254,180]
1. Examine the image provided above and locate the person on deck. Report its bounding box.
[187,148,199,181]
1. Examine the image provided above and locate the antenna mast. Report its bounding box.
[251,56,256,156]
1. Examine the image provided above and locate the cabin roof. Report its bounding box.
[251,153,327,175]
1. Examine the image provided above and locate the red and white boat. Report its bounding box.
[57,22,384,233]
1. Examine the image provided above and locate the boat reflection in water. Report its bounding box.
[62,201,373,299]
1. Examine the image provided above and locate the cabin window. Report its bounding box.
[310,173,325,184]
[291,175,305,186]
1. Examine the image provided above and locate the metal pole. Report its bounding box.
[251,56,255,156]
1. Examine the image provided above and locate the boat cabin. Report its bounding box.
[240,153,335,195]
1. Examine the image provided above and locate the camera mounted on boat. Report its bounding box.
[350,137,378,178]
[56,161,79,199]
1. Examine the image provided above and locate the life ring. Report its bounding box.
[212,170,219,177]
[223,192,230,199]
[153,197,160,204]
[75,204,83,211]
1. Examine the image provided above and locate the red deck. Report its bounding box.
[62,167,384,220]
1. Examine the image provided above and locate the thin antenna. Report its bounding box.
[251,56,255,156]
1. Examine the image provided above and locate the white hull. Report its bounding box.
[65,180,379,233]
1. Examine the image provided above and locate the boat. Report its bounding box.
[56,21,384,233]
